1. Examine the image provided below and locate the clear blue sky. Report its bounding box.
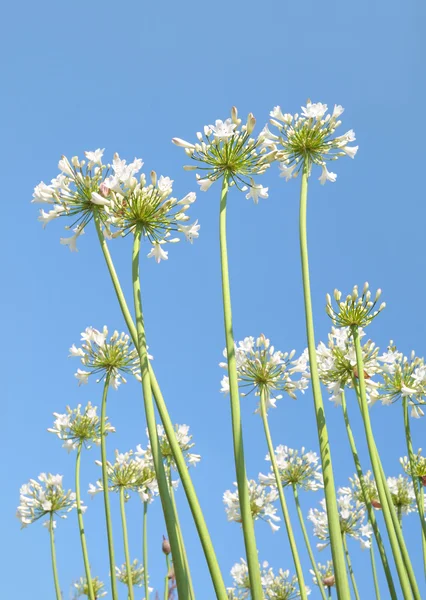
[2,0,426,598]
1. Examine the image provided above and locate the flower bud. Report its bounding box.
[323,575,335,587]
[363,282,369,294]
[150,171,157,186]
[162,535,171,555]
[333,289,341,302]
[375,289,382,301]
[246,113,256,134]
[99,183,110,198]
[371,499,382,509]
[172,138,195,149]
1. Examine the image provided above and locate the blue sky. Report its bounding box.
[3,0,426,598]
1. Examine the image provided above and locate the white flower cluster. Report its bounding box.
[223,479,280,532]
[115,559,150,588]
[308,495,372,551]
[137,423,201,471]
[339,471,380,509]
[220,334,309,411]
[259,446,323,491]
[400,449,426,482]
[173,107,275,199]
[32,149,198,260]
[17,473,78,528]
[387,475,417,516]
[48,402,115,451]
[326,283,385,329]
[316,327,380,405]
[269,101,358,184]
[309,561,335,588]
[73,576,107,598]
[70,326,143,390]
[227,559,309,599]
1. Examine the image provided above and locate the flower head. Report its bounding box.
[270,100,357,183]
[17,473,77,528]
[262,564,310,599]
[73,576,107,598]
[116,559,149,588]
[310,561,335,588]
[401,449,426,481]
[137,423,201,471]
[173,107,276,195]
[387,475,416,515]
[71,326,144,390]
[339,471,380,508]
[223,479,280,532]
[48,402,115,451]
[259,446,323,491]
[326,283,385,328]
[220,334,309,411]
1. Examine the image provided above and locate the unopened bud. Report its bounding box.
[151,171,157,186]
[246,113,256,134]
[99,183,110,198]
[363,282,369,294]
[172,138,195,149]
[379,302,386,311]
[421,476,426,487]
[71,156,80,167]
[323,575,335,587]
[162,536,171,555]
[326,293,332,305]
[371,499,382,509]
[351,286,358,301]
[231,106,239,125]
[334,289,341,302]
[375,289,382,302]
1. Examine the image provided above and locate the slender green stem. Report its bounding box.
[94,210,228,599]
[100,373,119,600]
[403,397,426,577]
[327,587,331,598]
[343,535,360,600]
[119,487,134,600]
[132,225,188,598]
[76,442,95,600]
[49,513,62,600]
[370,543,381,600]
[292,484,327,600]
[341,389,397,599]
[219,175,263,599]
[164,554,170,600]
[259,390,307,599]
[352,327,418,599]
[143,502,149,600]
[298,163,350,597]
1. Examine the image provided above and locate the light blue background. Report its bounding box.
[2,0,425,598]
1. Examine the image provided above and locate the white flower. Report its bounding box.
[17,473,77,528]
[60,225,85,252]
[90,192,111,207]
[197,178,214,192]
[115,559,148,587]
[260,446,323,491]
[319,164,337,185]
[84,148,105,165]
[209,118,237,140]
[387,475,417,515]
[158,175,174,193]
[38,205,65,227]
[74,575,107,598]
[48,402,114,450]
[245,180,269,204]
[279,163,296,181]
[301,102,328,120]
[92,449,157,496]
[224,479,280,532]
[147,243,169,263]
[138,423,200,471]
[177,220,200,243]
[343,145,359,159]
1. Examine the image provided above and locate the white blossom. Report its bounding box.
[260,446,323,491]
[48,402,114,451]
[224,479,280,532]
[17,473,77,528]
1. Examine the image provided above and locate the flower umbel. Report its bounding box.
[73,576,107,598]
[17,473,77,528]
[259,446,323,491]
[115,559,147,587]
[269,101,357,183]
[262,564,310,599]
[137,423,201,470]
[401,449,426,481]
[339,471,380,508]
[387,475,417,515]
[223,479,281,532]
[48,402,115,451]
[326,283,385,328]
[310,561,335,588]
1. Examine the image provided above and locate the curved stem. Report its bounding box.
[298,163,350,597]
[76,442,95,600]
[100,373,119,600]
[219,175,263,599]
[164,554,170,600]
[403,397,426,577]
[49,513,62,600]
[119,487,134,600]
[259,390,307,599]
[292,484,327,600]
[343,535,360,600]
[341,390,397,599]
[132,225,188,598]
[143,502,149,600]
[370,543,381,600]
[94,210,228,600]
[352,327,419,599]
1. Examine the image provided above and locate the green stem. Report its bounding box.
[164,554,170,600]
[403,397,426,577]
[351,327,418,599]
[341,389,397,599]
[259,390,307,599]
[298,163,350,597]
[100,373,119,600]
[143,502,149,600]
[94,210,228,600]
[343,535,360,600]
[327,587,332,598]
[76,442,95,600]
[370,543,381,600]
[132,225,188,598]
[219,175,263,599]
[49,513,62,600]
[119,487,134,600]
[292,484,327,600]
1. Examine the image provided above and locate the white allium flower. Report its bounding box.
[316,326,380,405]
[262,563,310,599]
[387,475,417,515]
[73,575,107,598]
[223,479,281,532]
[228,558,251,599]
[309,561,335,588]
[308,496,372,551]
[137,423,201,471]
[70,326,145,390]
[48,402,115,451]
[339,471,380,509]
[401,449,426,483]
[173,106,276,195]
[270,100,357,183]
[219,334,309,411]
[115,559,150,588]
[17,473,77,528]
[326,283,385,329]
[259,446,323,491]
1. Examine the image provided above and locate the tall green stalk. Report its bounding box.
[119,487,134,600]
[403,396,426,576]
[49,513,62,600]
[219,175,263,599]
[132,225,188,598]
[342,535,360,600]
[143,502,149,600]
[259,390,307,599]
[370,543,381,600]
[351,326,419,599]
[341,389,397,599]
[292,484,327,600]
[298,164,350,597]
[164,554,170,600]
[76,442,95,600]
[94,211,228,599]
[100,373,119,600]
